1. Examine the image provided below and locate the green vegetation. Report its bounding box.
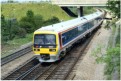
[19,10,43,33]
[91,19,120,79]
[1,3,72,57]
[106,0,120,18]
[105,46,120,79]
[68,6,96,16]
[1,10,60,43]
[1,3,71,20]
[1,33,33,58]
[1,3,71,41]
[91,0,120,79]
[84,7,96,15]
[104,21,120,79]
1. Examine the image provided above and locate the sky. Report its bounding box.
[1,0,51,2]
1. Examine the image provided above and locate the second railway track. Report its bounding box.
[1,43,32,66]
[2,57,39,80]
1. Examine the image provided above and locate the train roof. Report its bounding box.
[35,11,103,33]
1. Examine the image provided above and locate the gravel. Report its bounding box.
[1,52,34,78]
[73,22,111,80]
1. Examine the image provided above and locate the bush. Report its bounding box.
[104,46,120,79]
[1,15,8,43]
[1,15,20,41]
[43,16,59,26]
[19,21,34,33]
[16,28,27,38]
[19,10,45,33]
[19,10,35,33]
[34,15,44,29]
[50,16,60,23]
[19,10,60,33]
[27,10,34,18]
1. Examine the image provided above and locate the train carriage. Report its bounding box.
[33,11,104,62]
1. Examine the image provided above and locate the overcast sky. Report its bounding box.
[1,0,51,2]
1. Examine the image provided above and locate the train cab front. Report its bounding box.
[33,32,59,62]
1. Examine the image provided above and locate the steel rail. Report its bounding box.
[1,43,32,66]
[2,57,39,80]
[20,64,53,80]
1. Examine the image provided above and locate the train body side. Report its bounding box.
[59,12,104,53]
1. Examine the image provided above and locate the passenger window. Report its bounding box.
[62,36,66,44]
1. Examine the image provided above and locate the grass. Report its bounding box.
[108,25,116,48]
[116,25,120,45]
[1,3,72,21]
[68,6,96,16]
[84,7,96,15]
[1,33,33,58]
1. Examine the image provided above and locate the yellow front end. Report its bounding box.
[33,31,59,62]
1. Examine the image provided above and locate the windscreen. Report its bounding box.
[34,34,56,45]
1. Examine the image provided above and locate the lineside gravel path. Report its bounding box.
[1,52,34,78]
[72,21,111,79]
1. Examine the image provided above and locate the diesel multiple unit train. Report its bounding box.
[33,11,104,62]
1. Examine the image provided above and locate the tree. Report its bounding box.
[1,15,9,43]
[43,16,59,26]
[27,10,34,18]
[7,0,14,3]
[1,15,20,42]
[14,27,26,38]
[34,15,44,29]
[19,21,34,33]
[19,10,35,33]
[51,16,60,24]
[106,0,120,18]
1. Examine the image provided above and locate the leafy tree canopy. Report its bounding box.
[106,0,120,18]
[26,10,34,18]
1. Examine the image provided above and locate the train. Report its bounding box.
[33,11,104,63]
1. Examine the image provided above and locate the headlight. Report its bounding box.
[49,49,56,52]
[34,49,40,51]
[34,49,36,51]
[37,49,40,51]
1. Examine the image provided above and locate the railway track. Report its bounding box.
[2,30,95,80]
[2,57,39,80]
[19,63,54,80]
[1,43,32,66]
